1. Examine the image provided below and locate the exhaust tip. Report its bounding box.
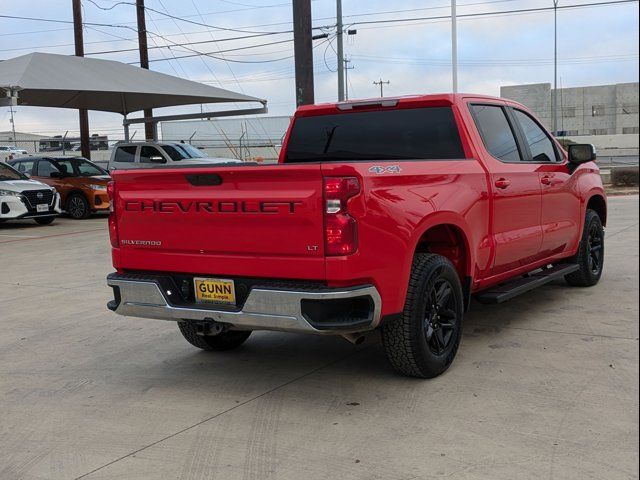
[342,333,366,345]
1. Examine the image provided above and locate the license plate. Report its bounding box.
[194,278,236,305]
[36,204,49,213]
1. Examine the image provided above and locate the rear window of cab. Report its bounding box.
[284,106,465,163]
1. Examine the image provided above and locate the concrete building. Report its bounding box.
[500,82,639,136]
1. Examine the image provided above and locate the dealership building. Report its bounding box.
[500,82,639,136]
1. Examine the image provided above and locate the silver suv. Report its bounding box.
[108,142,239,171]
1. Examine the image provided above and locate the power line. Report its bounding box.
[347,0,639,28]
[83,0,286,35]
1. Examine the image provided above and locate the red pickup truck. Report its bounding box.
[106,94,606,378]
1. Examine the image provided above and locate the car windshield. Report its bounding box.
[0,162,27,181]
[176,144,207,158]
[162,145,189,162]
[73,158,108,176]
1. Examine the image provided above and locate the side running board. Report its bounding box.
[475,264,580,304]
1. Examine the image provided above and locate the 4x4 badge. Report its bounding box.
[369,165,402,174]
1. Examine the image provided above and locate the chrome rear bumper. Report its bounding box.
[107,273,382,335]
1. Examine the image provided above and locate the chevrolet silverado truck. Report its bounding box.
[106,94,606,378]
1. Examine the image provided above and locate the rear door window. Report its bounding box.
[470,104,521,162]
[36,160,61,177]
[284,107,465,162]
[512,109,558,162]
[114,146,137,163]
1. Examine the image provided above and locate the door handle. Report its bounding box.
[494,178,511,189]
[541,176,552,186]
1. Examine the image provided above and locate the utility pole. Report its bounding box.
[292,0,315,106]
[336,0,345,101]
[344,58,354,101]
[373,79,390,98]
[451,0,458,93]
[72,0,91,159]
[136,0,156,140]
[552,0,559,136]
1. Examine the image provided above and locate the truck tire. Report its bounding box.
[382,253,464,378]
[66,193,90,219]
[565,209,604,287]
[178,322,252,351]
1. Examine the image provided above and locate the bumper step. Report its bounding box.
[476,263,580,304]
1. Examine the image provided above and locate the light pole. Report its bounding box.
[451,0,458,93]
[553,0,559,135]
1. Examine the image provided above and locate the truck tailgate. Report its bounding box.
[111,164,326,279]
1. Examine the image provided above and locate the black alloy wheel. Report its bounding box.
[587,222,604,276]
[424,278,459,355]
[67,194,90,219]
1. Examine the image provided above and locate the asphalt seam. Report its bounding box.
[606,222,639,238]
[0,228,104,244]
[0,281,104,292]
[472,322,638,341]
[74,343,375,480]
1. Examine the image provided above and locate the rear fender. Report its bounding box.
[398,212,475,307]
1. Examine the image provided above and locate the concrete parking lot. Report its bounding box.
[1,197,638,480]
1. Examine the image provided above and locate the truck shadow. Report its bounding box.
[127,280,580,387]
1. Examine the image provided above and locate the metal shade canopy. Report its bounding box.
[0,52,265,114]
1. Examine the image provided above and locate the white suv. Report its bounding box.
[0,145,29,161]
[0,162,61,225]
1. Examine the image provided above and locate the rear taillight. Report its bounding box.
[107,181,119,248]
[323,177,360,256]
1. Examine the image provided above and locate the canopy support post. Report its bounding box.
[123,116,130,142]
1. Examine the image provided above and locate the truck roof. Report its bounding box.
[113,141,194,147]
[295,93,527,116]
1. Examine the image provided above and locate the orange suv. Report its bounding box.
[10,156,110,219]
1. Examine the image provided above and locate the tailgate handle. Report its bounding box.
[186,174,223,186]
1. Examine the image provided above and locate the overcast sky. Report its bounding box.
[1,0,638,139]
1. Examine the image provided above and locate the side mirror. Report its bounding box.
[568,144,596,165]
[149,156,166,163]
[49,171,63,178]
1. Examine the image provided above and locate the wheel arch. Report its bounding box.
[406,213,475,310]
[586,193,607,227]
[64,188,88,205]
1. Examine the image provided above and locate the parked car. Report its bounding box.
[108,142,240,170]
[9,156,110,219]
[1,145,28,162]
[0,161,61,225]
[106,94,606,378]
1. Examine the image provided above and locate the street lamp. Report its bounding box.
[553,0,559,135]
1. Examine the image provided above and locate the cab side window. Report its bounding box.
[139,146,165,164]
[512,109,558,162]
[470,104,522,162]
